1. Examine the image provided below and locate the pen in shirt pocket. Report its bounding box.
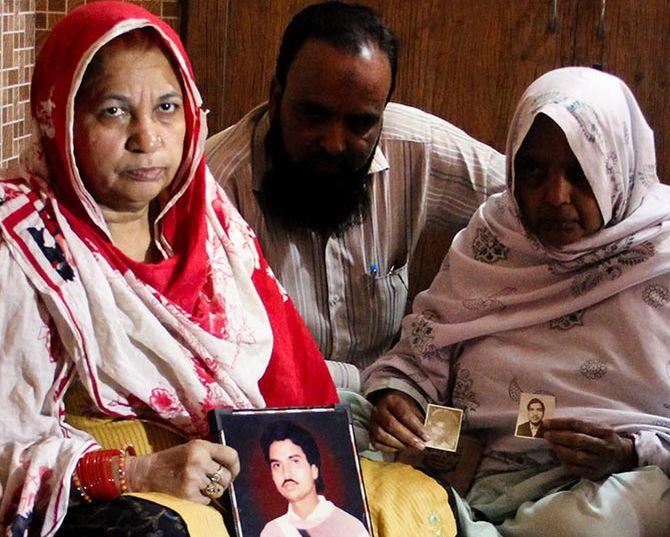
[370,262,400,278]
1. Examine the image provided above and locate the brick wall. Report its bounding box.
[1,0,34,168]
[0,0,181,168]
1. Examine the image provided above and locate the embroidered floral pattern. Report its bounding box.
[452,366,479,428]
[549,238,655,297]
[149,387,185,416]
[58,496,188,534]
[579,359,608,380]
[508,377,522,402]
[410,312,437,355]
[529,94,602,147]
[643,284,670,309]
[462,286,516,314]
[472,227,509,264]
[549,309,585,330]
[27,226,75,281]
[565,100,601,146]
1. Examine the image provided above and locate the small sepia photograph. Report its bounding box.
[209,405,372,537]
[514,393,556,440]
[423,404,463,452]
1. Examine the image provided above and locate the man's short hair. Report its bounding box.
[260,420,325,493]
[275,1,398,100]
[527,398,545,413]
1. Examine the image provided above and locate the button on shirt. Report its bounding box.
[206,103,505,369]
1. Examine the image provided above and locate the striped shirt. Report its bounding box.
[206,103,505,369]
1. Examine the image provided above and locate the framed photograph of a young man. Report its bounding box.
[209,405,372,537]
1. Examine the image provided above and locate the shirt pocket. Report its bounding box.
[368,261,409,342]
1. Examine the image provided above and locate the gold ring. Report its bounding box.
[207,464,225,484]
[203,481,225,499]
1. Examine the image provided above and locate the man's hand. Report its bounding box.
[370,389,429,453]
[544,418,637,481]
[125,439,240,504]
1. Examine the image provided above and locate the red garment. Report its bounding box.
[29,0,336,408]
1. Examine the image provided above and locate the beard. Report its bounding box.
[261,117,375,236]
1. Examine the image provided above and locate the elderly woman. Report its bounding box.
[366,67,670,535]
[0,3,460,536]
[0,2,340,534]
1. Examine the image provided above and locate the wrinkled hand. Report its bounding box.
[125,439,240,504]
[370,389,429,453]
[544,418,637,481]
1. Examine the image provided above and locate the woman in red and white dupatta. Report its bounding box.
[0,2,337,534]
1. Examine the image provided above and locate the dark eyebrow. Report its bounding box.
[348,111,380,122]
[296,99,333,114]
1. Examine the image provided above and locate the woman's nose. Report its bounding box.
[126,117,162,153]
[544,168,572,205]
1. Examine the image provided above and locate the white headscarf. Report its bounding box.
[405,67,670,352]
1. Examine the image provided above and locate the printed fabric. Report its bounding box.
[0,2,336,534]
[364,67,670,475]
[206,102,506,369]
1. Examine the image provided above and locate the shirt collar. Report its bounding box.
[287,495,333,524]
[251,106,390,193]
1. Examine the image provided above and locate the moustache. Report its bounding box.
[282,479,299,487]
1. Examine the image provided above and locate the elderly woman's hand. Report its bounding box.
[543,418,638,481]
[125,439,240,504]
[370,389,429,453]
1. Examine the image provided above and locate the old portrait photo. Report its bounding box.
[423,404,463,452]
[514,393,556,439]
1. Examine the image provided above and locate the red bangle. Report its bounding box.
[75,449,121,501]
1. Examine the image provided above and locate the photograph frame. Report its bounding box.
[208,405,372,537]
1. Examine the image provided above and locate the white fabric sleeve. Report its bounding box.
[633,430,670,475]
[361,327,452,412]
[0,242,94,536]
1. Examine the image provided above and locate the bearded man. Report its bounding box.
[206,1,505,376]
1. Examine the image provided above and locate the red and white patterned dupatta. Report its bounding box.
[0,2,336,533]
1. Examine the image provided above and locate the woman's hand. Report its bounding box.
[544,418,637,481]
[125,439,240,504]
[370,389,429,453]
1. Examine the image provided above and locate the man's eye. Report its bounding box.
[347,116,376,134]
[298,107,327,123]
